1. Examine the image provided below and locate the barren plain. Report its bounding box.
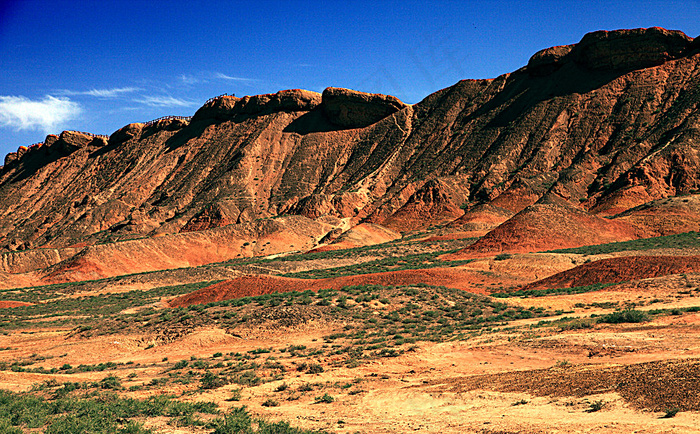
[3,231,700,433]
[2,27,700,433]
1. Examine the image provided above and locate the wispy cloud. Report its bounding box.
[134,95,197,107]
[214,72,258,84]
[59,87,141,98]
[0,95,82,133]
[83,87,141,98]
[180,74,202,85]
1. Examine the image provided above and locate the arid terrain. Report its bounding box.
[2,27,700,433]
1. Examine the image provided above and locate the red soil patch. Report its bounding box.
[306,245,341,253]
[448,203,514,235]
[520,255,700,292]
[612,194,700,236]
[447,196,643,258]
[168,268,499,307]
[40,216,330,284]
[420,232,478,242]
[382,181,466,232]
[0,301,33,308]
[488,185,542,214]
[308,223,400,253]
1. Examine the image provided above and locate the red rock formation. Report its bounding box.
[309,223,400,252]
[382,180,465,231]
[0,301,33,308]
[450,195,644,256]
[0,28,699,283]
[520,255,700,292]
[168,267,497,307]
[321,87,408,128]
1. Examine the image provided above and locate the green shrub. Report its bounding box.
[117,420,152,434]
[314,393,334,404]
[598,309,649,324]
[200,371,226,389]
[171,360,188,370]
[227,389,242,402]
[307,363,324,374]
[212,407,252,434]
[99,375,122,390]
[662,407,680,418]
[298,383,313,392]
[588,400,605,412]
[231,370,260,387]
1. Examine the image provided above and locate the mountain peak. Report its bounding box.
[528,27,695,76]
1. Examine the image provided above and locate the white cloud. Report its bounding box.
[134,96,197,107]
[0,95,82,133]
[214,72,257,84]
[180,74,202,85]
[58,86,141,98]
[85,87,141,98]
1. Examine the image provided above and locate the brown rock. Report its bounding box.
[109,123,144,145]
[3,152,17,166]
[54,131,94,155]
[521,255,700,292]
[451,194,644,256]
[689,35,700,53]
[527,44,574,76]
[321,87,408,128]
[571,27,692,71]
[311,223,400,252]
[192,89,321,122]
[44,134,59,147]
[382,180,465,231]
[180,201,241,232]
[237,88,321,114]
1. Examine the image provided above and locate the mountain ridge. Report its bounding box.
[1,26,700,285]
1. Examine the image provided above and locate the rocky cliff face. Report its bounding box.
[1,27,699,284]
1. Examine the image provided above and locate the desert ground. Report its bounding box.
[2,229,700,433]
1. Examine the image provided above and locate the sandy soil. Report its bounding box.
[3,245,700,433]
[3,275,700,433]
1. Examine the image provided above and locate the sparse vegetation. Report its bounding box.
[314,393,335,404]
[588,400,605,412]
[662,407,680,418]
[0,389,219,433]
[282,250,474,279]
[546,231,700,255]
[0,220,697,432]
[494,253,512,261]
[492,283,618,298]
[3,26,700,434]
[598,309,649,324]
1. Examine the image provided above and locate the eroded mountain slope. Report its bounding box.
[0,27,699,283]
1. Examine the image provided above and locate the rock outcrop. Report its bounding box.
[191,89,322,122]
[571,27,693,71]
[527,27,695,76]
[451,195,644,256]
[382,180,465,231]
[521,255,700,292]
[321,87,408,128]
[527,45,574,76]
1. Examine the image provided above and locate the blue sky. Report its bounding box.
[1,0,699,157]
